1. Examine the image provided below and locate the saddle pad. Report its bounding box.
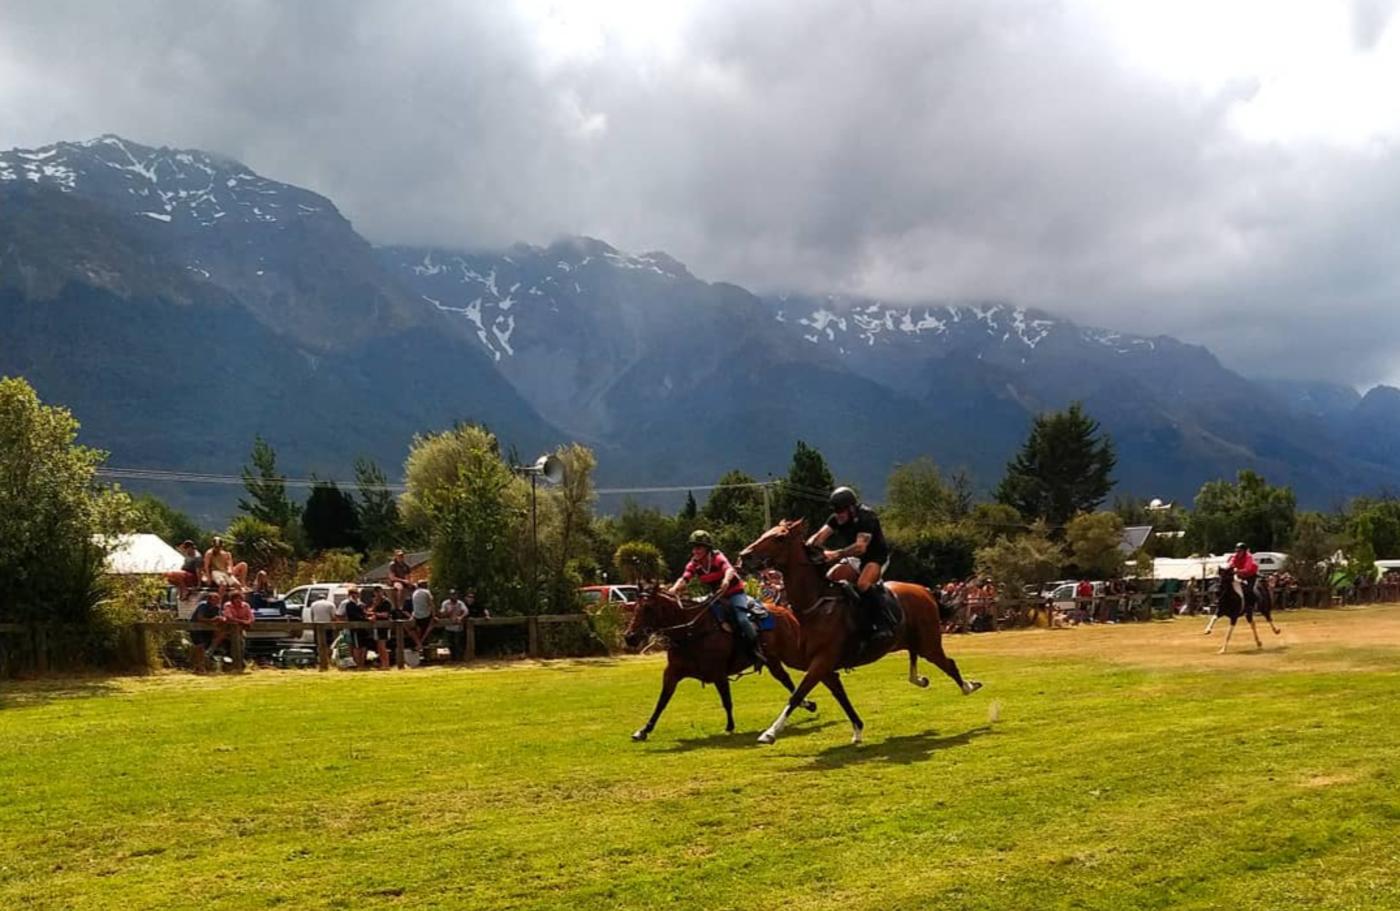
[744,599,776,631]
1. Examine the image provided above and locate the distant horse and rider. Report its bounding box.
[1205,542,1282,653]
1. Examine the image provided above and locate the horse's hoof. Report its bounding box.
[631,730,648,742]
[801,700,818,713]
[1217,648,1227,655]
[962,680,983,696]
[757,730,777,745]
[725,728,735,736]
[851,727,864,746]
[913,675,930,688]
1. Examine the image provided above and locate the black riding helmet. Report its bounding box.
[1235,541,1248,551]
[829,486,858,511]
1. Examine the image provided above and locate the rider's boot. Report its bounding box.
[732,606,765,672]
[861,586,895,647]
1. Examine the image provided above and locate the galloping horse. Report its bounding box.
[737,519,982,745]
[622,585,816,742]
[1206,566,1281,653]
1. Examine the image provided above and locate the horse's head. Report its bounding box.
[737,518,809,573]
[622,583,678,649]
[1218,566,1236,581]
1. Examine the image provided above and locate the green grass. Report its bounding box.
[2,608,1399,910]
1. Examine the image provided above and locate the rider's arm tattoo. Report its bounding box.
[840,533,872,559]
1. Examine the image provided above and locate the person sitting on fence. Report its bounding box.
[209,590,254,659]
[248,570,274,611]
[203,536,248,595]
[409,581,435,654]
[189,590,221,671]
[368,588,393,669]
[166,540,202,599]
[388,549,413,612]
[441,589,469,660]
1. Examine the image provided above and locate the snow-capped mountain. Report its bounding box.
[5,133,1400,516]
[0,134,330,230]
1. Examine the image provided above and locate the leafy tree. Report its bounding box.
[974,523,1065,594]
[885,457,958,534]
[292,550,364,586]
[996,403,1116,528]
[775,440,835,531]
[538,444,598,612]
[963,503,1026,547]
[402,425,528,613]
[1343,496,1400,560]
[238,436,299,530]
[701,469,767,555]
[948,468,976,520]
[595,501,697,577]
[0,377,131,625]
[1186,470,1296,554]
[354,457,404,556]
[1286,512,1339,587]
[886,525,979,587]
[613,541,667,583]
[224,515,294,580]
[130,493,205,545]
[1065,512,1126,579]
[302,480,362,553]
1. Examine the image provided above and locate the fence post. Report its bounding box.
[394,621,405,669]
[231,625,246,672]
[528,616,540,658]
[135,622,151,673]
[465,619,476,662]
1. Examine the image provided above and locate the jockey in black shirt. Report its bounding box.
[806,487,894,642]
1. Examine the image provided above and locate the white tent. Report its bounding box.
[100,534,184,575]
[1152,555,1230,581]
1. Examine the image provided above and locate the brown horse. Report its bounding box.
[622,584,816,742]
[737,518,982,745]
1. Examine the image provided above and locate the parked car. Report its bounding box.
[1045,581,1106,612]
[283,583,387,644]
[578,585,639,610]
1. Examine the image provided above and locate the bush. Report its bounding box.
[613,541,667,583]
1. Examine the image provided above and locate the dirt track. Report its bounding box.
[950,604,1400,673]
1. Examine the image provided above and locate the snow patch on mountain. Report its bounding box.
[0,135,332,229]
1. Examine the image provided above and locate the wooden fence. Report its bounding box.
[0,614,592,677]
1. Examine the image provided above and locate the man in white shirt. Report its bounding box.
[441,589,469,660]
[308,594,336,653]
[409,581,435,652]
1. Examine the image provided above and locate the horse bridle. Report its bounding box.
[637,590,721,639]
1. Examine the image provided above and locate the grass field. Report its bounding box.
[2,607,1399,911]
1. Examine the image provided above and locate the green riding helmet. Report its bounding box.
[688,529,716,550]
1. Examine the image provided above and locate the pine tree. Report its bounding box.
[238,436,299,529]
[995,403,1116,528]
[776,440,835,532]
[681,490,698,520]
[302,479,363,553]
[354,457,403,555]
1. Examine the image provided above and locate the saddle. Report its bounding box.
[742,598,776,631]
[836,583,903,668]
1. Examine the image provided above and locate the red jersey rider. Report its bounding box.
[1225,542,1260,609]
[670,530,765,671]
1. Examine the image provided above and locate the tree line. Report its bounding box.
[3,373,1395,665]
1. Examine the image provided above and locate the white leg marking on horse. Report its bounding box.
[961,679,983,695]
[851,723,864,746]
[910,671,930,688]
[758,707,792,744]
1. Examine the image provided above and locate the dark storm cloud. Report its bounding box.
[2,0,1399,386]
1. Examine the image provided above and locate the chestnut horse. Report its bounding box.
[622,585,816,742]
[737,518,982,745]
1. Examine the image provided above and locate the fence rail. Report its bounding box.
[0,614,593,677]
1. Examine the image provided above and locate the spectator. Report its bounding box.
[188,590,221,671]
[441,588,469,660]
[409,580,435,653]
[166,540,202,599]
[210,590,254,659]
[308,591,336,654]
[248,570,274,611]
[388,549,413,612]
[203,536,248,595]
[341,586,370,668]
[368,588,393,669]
[463,588,490,620]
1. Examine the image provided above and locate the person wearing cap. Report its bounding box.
[669,530,765,671]
[387,549,413,612]
[1225,542,1260,612]
[209,590,254,661]
[807,486,894,643]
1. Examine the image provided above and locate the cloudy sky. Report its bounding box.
[3,0,1400,387]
